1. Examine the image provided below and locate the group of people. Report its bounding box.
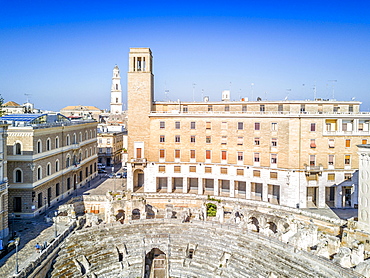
[34,242,47,253]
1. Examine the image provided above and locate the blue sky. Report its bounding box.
[1,1,370,111]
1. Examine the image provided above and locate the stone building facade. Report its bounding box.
[127,47,370,209]
[97,130,125,167]
[2,113,98,218]
[60,105,102,121]
[0,122,9,240]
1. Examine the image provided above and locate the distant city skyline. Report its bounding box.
[1,1,370,111]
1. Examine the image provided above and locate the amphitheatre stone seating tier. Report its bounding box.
[50,220,361,278]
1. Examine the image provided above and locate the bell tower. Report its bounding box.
[127,48,154,191]
[110,65,122,114]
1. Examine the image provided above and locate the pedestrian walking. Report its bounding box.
[35,243,41,253]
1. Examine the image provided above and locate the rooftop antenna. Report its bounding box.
[313,81,316,100]
[164,90,169,101]
[24,93,31,103]
[192,83,196,102]
[328,80,337,99]
[285,89,291,100]
[201,89,204,101]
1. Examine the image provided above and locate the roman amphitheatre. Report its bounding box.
[3,177,365,278]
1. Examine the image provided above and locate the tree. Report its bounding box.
[0,95,4,117]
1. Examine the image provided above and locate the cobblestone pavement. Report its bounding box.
[0,172,114,277]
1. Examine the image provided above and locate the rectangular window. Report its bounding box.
[237,152,243,161]
[221,122,227,129]
[310,139,316,148]
[175,135,181,143]
[208,105,213,112]
[328,173,335,181]
[270,172,278,179]
[359,123,364,131]
[345,155,350,165]
[160,135,165,142]
[300,104,305,113]
[238,122,244,130]
[328,139,335,148]
[174,166,181,173]
[175,149,180,159]
[260,105,265,112]
[159,165,166,172]
[334,106,339,113]
[206,150,211,160]
[310,155,315,166]
[271,138,277,147]
[344,173,352,180]
[255,122,260,130]
[242,105,247,112]
[190,150,196,159]
[311,123,316,132]
[253,170,261,177]
[221,167,228,174]
[160,121,165,129]
[206,122,211,129]
[56,183,60,196]
[205,167,212,173]
[236,168,244,176]
[175,121,180,129]
[159,149,165,159]
[189,166,196,172]
[221,136,227,145]
[183,105,188,113]
[254,153,260,162]
[345,139,351,148]
[271,123,277,131]
[206,136,211,143]
[362,139,368,144]
[190,122,196,129]
[190,135,196,143]
[225,105,230,112]
[349,105,353,113]
[221,151,227,160]
[278,104,283,112]
[237,137,243,145]
[271,154,277,164]
[328,155,334,165]
[254,137,260,146]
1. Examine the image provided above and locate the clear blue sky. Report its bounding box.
[1,0,370,111]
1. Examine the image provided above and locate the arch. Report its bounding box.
[14,169,22,183]
[66,155,71,168]
[85,131,88,140]
[37,166,42,180]
[55,136,59,148]
[90,147,92,156]
[14,142,22,155]
[46,138,51,151]
[73,133,77,144]
[66,134,70,146]
[90,130,92,139]
[85,149,88,159]
[132,208,140,220]
[248,217,260,232]
[47,163,51,176]
[79,132,82,142]
[37,139,42,153]
[133,169,144,189]
[55,159,59,172]
[144,248,167,278]
[115,209,125,223]
[268,222,278,233]
[146,204,155,219]
[79,151,82,162]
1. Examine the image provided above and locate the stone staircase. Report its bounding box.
[50,219,363,278]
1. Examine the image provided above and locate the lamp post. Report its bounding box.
[14,236,20,274]
[54,211,58,238]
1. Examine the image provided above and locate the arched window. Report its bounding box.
[46,138,51,151]
[15,142,21,155]
[47,163,51,176]
[79,132,82,142]
[37,140,42,153]
[90,147,92,156]
[85,150,88,159]
[90,130,92,139]
[85,131,88,140]
[66,156,70,168]
[66,135,70,146]
[116,84,118,90]
[73,133,76,144]
[15,169,22,183]
[37,166,42,180]
[55,160,59,172]
[55,137,59,148]
[79,152,82,162]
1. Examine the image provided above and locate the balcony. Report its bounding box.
[304,164,323,176]
[130,158,147,168]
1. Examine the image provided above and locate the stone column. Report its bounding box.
[183,177,188,193]
[318,180,326,208]
[262,183,268,202]
[229,180,235,198]
[214,179,219,196]
[245,181,251,200]
[198,178,203,195]
[167,177,173,193]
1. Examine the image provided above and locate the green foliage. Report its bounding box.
[206,203,217,217]
[207,195,221,203]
